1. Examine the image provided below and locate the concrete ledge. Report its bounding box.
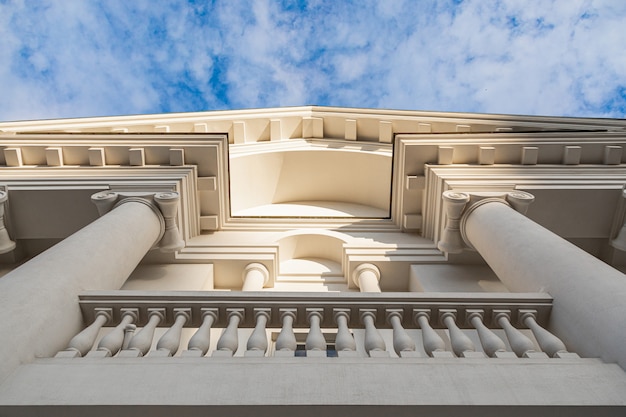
[1,358,624,408]
[1,405,626,417]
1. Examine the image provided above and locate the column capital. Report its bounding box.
[438,190,535,254]
[91,190,185,253]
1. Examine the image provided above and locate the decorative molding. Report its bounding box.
[78,290,555,329]
[91,190,185,253]
[0,133,229,236]
[4,106,623,144]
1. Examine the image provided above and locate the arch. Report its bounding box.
[275,231,349,287]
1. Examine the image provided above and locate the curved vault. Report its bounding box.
[229,141,392,218]
[276,232,347,286]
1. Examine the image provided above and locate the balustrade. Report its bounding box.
[387,309,416,356]
[58,308,112,357]
[520,310,569,357]
[94,309,138,357]
[333,309,356,352]
[468,309,506,357]
[186,309,217,355]
[246,309,271,355]
[275,309,297,352]
[215,309,244,356]
[305,309,327,351]
[414,309,446,356]
[360,309,386,355]
[57,291,578,360]
[441,310,477,357]
[127,309,164,356]
[495,310,537,357]
[156,309,190,356]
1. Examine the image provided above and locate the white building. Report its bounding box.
[0,106,625,416]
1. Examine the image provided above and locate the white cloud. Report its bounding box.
[0,0,625,121]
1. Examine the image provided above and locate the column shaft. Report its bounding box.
[353,263,381,292]
[242,263,269,291]
[464,201,626,368]
[0,201,161,382]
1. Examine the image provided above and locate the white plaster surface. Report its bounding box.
[122,264,214,291]
[0,358,624,408]
[409,264,508,292]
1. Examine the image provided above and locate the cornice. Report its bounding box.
[1,106,624,145]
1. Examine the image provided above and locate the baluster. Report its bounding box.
[96,309,138,357]
[333,309,356,352]
[187,309,218,355]
[155,309,190,356]
[275,309,297,352]
[440,310,475,357]
[122,324,136,350]
[520,310,568,357]
[60,308,112,357]
[215,309,244,356]
[386,309,416,356]
[494,310,536,357]
[360,309,386,356]
[413,309,447,356]
[128,309,165,356]
[467,310,506,357]
[306,309,327,351]
[246,309,271,355]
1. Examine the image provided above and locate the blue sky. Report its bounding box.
[1,0,625,122]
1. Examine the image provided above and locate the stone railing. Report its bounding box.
[56,291,577,360]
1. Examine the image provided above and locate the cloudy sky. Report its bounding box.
[1,0,625,122]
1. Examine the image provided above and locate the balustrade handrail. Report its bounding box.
[79,290,553,329]
[58,291,575,359]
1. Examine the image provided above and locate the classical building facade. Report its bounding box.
[0,106,625,415]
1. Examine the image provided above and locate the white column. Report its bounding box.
[0,197,163,382]
[241,263,269,291]
[352,263,382,292]
[462,194,626,368]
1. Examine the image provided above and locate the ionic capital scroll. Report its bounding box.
[91,190,185,253]
[438,190,535,254]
